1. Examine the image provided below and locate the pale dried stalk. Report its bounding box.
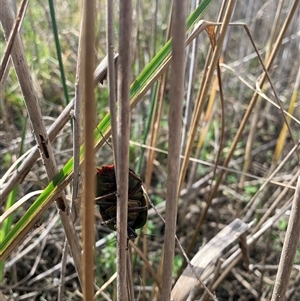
[71,2,84,223]
[116,1,132,300]
[58,239,69,301]
[106,0,117,166]
[271,174,300,301]
[160,0,186,300]
[70,82,81,222]
[0,0,28,84]
[81,0,96,298]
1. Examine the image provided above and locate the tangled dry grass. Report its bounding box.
[0,0,299,300]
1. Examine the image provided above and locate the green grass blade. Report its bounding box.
[0,189,18,277]
[0,116,28,273]
[187,0,213,29]
[48,0,70,106]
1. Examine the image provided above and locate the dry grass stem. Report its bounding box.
[70,4,84,223]
[106,0,118,167]
[116,1,133,300]
[271,174,300,301]
[81,0,96,298]
[0,0,28,84]
[160,1,186,300]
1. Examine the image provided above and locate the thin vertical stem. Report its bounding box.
[48,0,70,106]
[71,2,84,222]
[160,0,186,300]
[271,175,300,301]
[116,1,132,300]
[106,0,117,166]
[82,0,95,299]
[0,0,28,84]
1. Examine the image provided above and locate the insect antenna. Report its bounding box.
[96,126,113,150]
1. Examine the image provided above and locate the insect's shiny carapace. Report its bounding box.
[95,164,148,239]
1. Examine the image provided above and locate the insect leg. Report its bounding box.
[127,224,138,239]
[100,216,116,226]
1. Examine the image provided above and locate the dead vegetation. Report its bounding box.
[0,0,300,300]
